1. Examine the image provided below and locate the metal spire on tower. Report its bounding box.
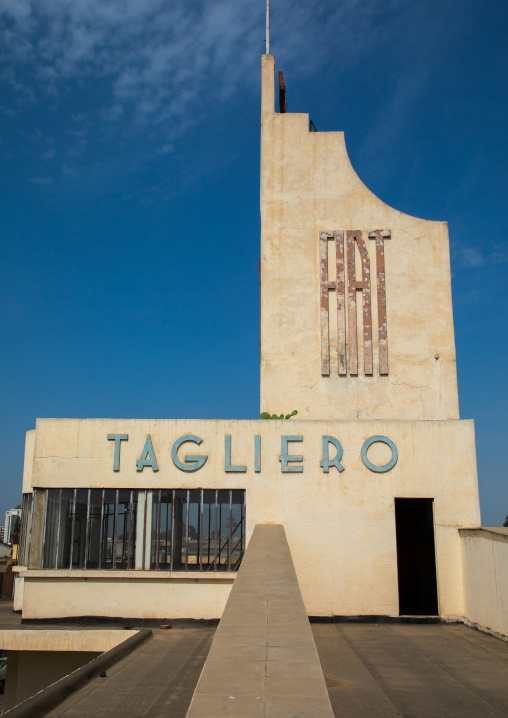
[266,0,270,54]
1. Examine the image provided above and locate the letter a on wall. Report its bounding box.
[136,435,159,472]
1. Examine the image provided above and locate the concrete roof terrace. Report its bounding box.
[2,523,508,718]
[3,618,507,717]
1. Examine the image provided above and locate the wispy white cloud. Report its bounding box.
[0,0,407,142]
[157,143,174,156]
[29,176,51,184]
[460,247,485,268]
[19,128,41,141]
[0,104,16,117]
[61,163,78,177]
[101,103,123,122]
[452,243,508,269]
[492,250,508,264]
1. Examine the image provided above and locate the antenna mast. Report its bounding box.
[266,0,270,54]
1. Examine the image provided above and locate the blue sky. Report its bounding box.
[1,0,507,526]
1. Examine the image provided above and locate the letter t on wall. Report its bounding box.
[107,434,128,471]
[368,230,391,376]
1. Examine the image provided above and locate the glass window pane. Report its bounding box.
[114,490,136,570]
[39,487,245,572]
[71,489,88,569]
[231,490,245,570]
[202,490,216,570]
[173,490,187,570]
[58,489,75,569]
[217,490,231,571]
[160,490,173,569]
[102,489,116,569]
[86,490,103,569]
[42,490,60,569]
[151,490,160,569]
[186,489,201,572]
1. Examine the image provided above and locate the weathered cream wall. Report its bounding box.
[4,650,100,712]
[21,575,234,620]
[13,567,25,611]
[23,417,480,618]
[460,528,508,637]
[260,54,459,421]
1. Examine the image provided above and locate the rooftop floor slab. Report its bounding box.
[313,622,508,717]
[44,627,214,718]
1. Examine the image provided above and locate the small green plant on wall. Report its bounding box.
[260,410,298,420]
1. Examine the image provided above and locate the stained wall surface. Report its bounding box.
[460,528,508,637]
[260,55,459,421]
[19,416,481,619]
[20,573,234,620]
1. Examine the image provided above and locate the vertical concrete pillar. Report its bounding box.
[135,491,153,570]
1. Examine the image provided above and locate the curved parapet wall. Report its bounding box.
[260,55,459,421]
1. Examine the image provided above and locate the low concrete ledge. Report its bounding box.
[309,615,449,624]
[3,629,152,717]
[20,616,220,628]
[459,527,508,540]
[0,629,138,652]
[186,524,334,718]
[19,569,236,580]
[460,527,508,639]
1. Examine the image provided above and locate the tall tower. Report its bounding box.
[260,55,459,421]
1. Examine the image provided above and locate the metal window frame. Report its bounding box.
[98,489,105,570]
[185,489,190,571]
[84,489,91,570]
[68,489,77,570]
[41,489,48,569]
[112,489,119,570]
[127,489,133,570]
[142,489,148,571]
[27,494,35,568]
[170,490,175,571]
[39,487,245,573]
[55,488,62,568]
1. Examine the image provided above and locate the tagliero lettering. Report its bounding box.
[107,433,398,474]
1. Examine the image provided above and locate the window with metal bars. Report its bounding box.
[18,493,33,567]
[23,488,245,572]
[150,489,245,571]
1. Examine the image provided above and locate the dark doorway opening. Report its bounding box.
[395,498,438,616]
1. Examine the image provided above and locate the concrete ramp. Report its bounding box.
[186,524,334,718]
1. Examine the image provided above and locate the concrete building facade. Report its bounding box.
[10,55,508,640]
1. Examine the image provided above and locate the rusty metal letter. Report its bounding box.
[368,229,391,375]
[320,231,335,375]
[335,231,346,375]
[347,231,372,376]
